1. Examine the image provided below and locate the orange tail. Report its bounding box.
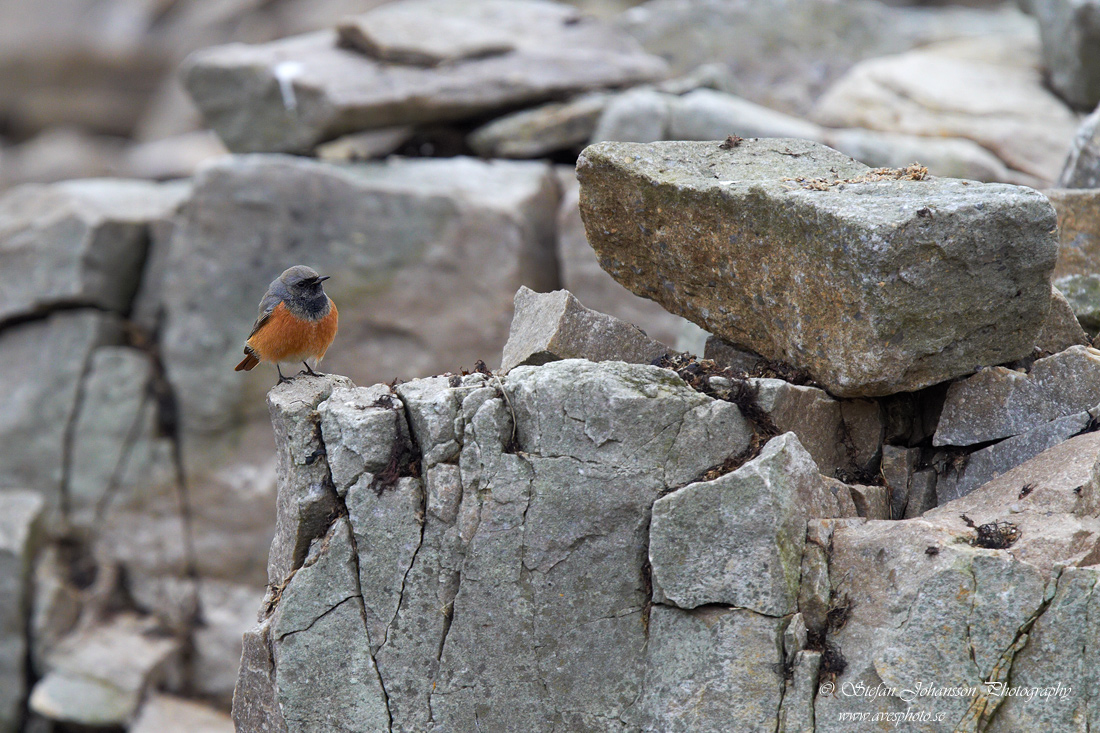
[235,352,260,371]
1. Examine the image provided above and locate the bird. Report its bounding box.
[234,265,339,384]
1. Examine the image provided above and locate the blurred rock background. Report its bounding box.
[2,0,1100,730]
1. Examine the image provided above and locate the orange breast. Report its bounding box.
[247,300,338,364]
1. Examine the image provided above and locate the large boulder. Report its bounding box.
[577,139,1058,397]
[182,0,668,154]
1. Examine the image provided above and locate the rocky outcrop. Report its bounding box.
[577,138,1058,397]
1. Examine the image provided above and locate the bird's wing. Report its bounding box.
[247,291,283,340]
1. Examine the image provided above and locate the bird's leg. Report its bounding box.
[302,361,322,377]
[277,364,292,385]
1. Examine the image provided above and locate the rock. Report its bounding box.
[617,0,1038,117]
[182,0,668,154]
[0,178,189,321]
[159,154,560,435]
[985,565,1100,732]
[122,131,228,182]
[336,5,516,66]
[819,431,1100,728]
[627,605,786,733]
[0,491,44,732]
[0,312,122,521]
[1048,189,1100,280]
[470,93,609,158]
[821,127,1032,185]
[68,347,168,527]
[501,287,672,371]
[28,544,82,678]
[268,518,390,732]
[1029,0,1100,108]
[881,445,919,519]
[847,483,891,520]
[555,170,687,346]
[649,433,839,616]
[1056,273,1100,331]
[239,358,771,730]
[191,581,266,705]
[266,374,352,586]
[812,37,1079,184]
[821,477,860,519]
[934,345,1100,446]
[29,613,180,728]
[131,694,234,733]
[0,128,125,190]
[903,469,938,519]
[749,378,883,480]
[935,407,1097,504]
[577,138,1058,397]
[667,88,824,142]
[590,87,672,144]
[703,336,767,373]
[778,650,822,733]
[314,127,414,162]
[1058,103,1100,187]
[1038,285,1090,353]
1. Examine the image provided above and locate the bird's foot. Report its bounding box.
[301,362,323,377]
[277,365,293,385]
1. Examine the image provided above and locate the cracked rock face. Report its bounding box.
[577,138,1059,397]
[237,361,827,732]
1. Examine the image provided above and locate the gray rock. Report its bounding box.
[935,345,1100,446]
[649,432,839,615]
[266,374,351,586]
[798,521,833,636]
[501,286,672,371]
[28,544,81,679]
[627,605,786,733]
[182,0,668,154]
[230,618,284,733]
[269,518,390,732]
[1058,101,1100,187]
[750,378,883,480]
[29,613,180,728]
[131,694,234,733]
[555,170,687,347]
[0,178,189,322]
[314,127,413,162]
[936,406,1096,505]
[319,383,409,495]
[1037,285,1090,353]
[68,346,167,527]
[394,374,490,469]
[847,483,891,520]
[703,335,767,373]
[881,445,919,519]
[821,127,1029,186]
[903,468,938,518]
[779,650,821,733]
[159,154,560,435]
[811,35,1079,185]
[469,93,609,158]
[0,311,121,522]
[191,581,266,706]
[821,476,860,519]
[590,87,672,144]
[667,88,824,142]
[578,139,1058,396]
[0,491,44,732]
[1030,0,1100,108]
[986,566,1100,732]
[336,5,516,66]
[617,0,1037,117]
[1047,188,1100,283]
[1056,273,1100,332]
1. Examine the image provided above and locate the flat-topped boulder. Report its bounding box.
[577,138,1058,397]
[182,0,668,154]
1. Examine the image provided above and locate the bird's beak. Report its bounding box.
[317,275,330,283]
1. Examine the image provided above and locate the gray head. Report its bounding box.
[272,265,331,319]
